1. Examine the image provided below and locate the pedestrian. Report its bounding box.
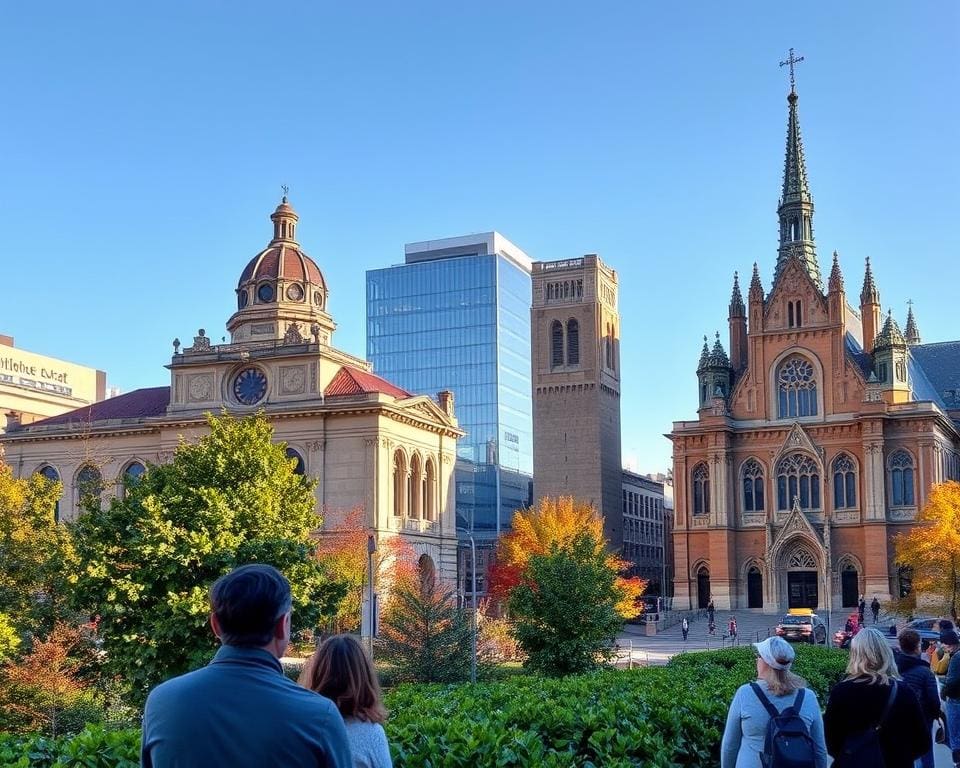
[823,627,930,768]
[141,564,353,768]
[709,618,717,636]
[708,599,716,624]
[871,596,881,624]
[858,595,866,625]
[300,635,393,768]
[729,616,738,640]
[894,628,941,768]
[681,617,689,642]
[720,636,827,768]
[937,629,960,768]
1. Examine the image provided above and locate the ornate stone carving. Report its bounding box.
[283,322,304,345]
[691,516,710,528]
[307,440,324,453]
[187,374,214,402]
[279,365,306,395]
[742,512,766,527]
[191,329,211,352]
[889,507,917,522]
[833,509,859,524]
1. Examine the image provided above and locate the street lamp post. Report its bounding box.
[367,534,376,658]
[457,527,478,684]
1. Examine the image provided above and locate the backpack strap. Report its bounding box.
[789,687,805,715]
[876,682,897,732]
[750,682,781,719]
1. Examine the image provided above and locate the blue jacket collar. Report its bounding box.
[211,644,284,674]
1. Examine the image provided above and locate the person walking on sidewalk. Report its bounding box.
[728,617,738,641]
[871,596,881,624]
[858,595,866,625]
[681,617,689,642]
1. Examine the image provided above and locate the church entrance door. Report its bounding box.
[747,568,763,609]
[787,572,818,609]
[841,569,859,608]
[697,567,711,609]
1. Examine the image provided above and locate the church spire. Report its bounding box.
[860,256,880,305]
[729,271,745,317]
[749,262,764,302]
[828,251,843,293]
[774,50,821,290]
[905,302,921,345]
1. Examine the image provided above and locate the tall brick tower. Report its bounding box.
[531,255,622,549]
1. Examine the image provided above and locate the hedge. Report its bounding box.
[0,646,848,767]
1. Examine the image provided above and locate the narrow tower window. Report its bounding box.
[566,319,580,366]
[550,320,564,367]
[692,463,710,516]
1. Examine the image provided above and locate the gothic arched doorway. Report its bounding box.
[785,546,819,609]
[747,566,763,609]
[696,566,710,609]
[841,563,859,608]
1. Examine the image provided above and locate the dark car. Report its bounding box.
[890,617,941,652]
[775,611,827,644]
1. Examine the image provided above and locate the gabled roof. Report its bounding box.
[324,367,410,399]
[844,332,873,379]
[22,387,170,428]
[911,341,960,410]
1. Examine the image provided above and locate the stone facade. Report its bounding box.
[671,86,960,613]
[0,198,464,584]
[531,255,623,548]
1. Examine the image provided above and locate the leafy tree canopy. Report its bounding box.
[70,412,346,703]
[894,480,960,619]
[492,496,645,619]
[509,533,626,676]
[0,463,75,637]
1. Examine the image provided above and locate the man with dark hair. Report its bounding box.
[141,564,352,767]
[896,628,941,768]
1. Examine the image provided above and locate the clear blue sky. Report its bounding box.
[2,3,957,474]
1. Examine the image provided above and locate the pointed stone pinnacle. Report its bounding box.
[860,256,880,306]
[828,251,844,293]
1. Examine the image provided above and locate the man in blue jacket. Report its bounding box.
[141,564,353,768]
[896,628,941,768]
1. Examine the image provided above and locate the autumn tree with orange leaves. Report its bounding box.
[491,496,646,619]
[893,481,960,619]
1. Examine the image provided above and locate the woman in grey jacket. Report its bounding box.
[721,636,828,768]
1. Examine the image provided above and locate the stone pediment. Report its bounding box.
[770,498,826,555]
[399,396,454,425]
[773,422,824,466]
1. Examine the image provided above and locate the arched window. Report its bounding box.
[692,463,710,516]
[787,547,817,569]
[832,453,857,509]
[76,465,103,510]
[567,319,580,366]
[285,447,305,476]
[795,300,802,328]
[742,459,765,512]
[393,451,406,518]
[36,465,62,521]
[424,459,437,521]
[889,450,916,506]
[776,453,820,511]
[409,454,422,520]
[777,356,818,418]
[122,461,146,496]
[550,320,564,367]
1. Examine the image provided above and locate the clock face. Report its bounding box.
[233,367,268,405]
[287,283,304,301]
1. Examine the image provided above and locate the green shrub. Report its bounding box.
[0,725,139,767]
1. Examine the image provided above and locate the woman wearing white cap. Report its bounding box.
[720,636,828,768]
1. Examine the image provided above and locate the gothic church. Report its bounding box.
[671,82,960,613]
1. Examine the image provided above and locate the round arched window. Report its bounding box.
[257,283,275,303]
[286,284,304,302]
[285,447,305,476]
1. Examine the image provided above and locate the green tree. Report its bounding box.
[0,613,20,662]
[509,533,624,676]
[70,412,346,703]
[378,572,473,684]
[0,463,75,637]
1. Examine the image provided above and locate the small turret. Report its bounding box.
[697,332,733,411]
[728,272,747,372]
[905,303,921,345]
[859,257,882,354]
[873,310,910,404]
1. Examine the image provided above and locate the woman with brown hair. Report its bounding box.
[300,635,393,768]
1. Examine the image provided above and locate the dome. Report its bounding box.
[237,196,327,292]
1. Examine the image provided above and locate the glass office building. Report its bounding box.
[366,233,533,590]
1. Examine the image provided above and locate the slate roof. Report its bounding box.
[844,332,874,378]
[23,387,170,429]
[911,341,960,410]
[324,367,410,399]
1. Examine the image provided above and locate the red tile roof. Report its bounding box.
[324,367,410,399]
[25,387,170,428]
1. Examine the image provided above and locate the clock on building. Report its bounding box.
[232,367,268,405]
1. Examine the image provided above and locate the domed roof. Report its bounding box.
[238,197,327,290]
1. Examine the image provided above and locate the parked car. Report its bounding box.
[833,612,862,648]
[884,617,941,652]
[775,609,827,645]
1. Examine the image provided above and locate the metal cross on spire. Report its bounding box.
[779,48,805,91]
[281,184,289,200]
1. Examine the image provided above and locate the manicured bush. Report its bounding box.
[0,646,848,767]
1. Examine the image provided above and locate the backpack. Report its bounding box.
[832,682,898,768]
[750,683,816,768]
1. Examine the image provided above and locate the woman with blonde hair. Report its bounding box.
[823,626,930,768]
[721,636,827,767]
[300,635,392,768]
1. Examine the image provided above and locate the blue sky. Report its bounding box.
[1,3,957,474]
